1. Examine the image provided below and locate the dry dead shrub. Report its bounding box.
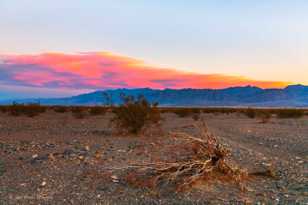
[123,122,248,192]
[112,95,161,134]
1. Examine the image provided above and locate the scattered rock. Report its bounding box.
[111,175,119,183]
[30,154,49,165]
[32,154,38,159]
[41,181,47,187]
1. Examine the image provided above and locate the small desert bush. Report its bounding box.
[192,113,200,121]
[113,95,161,134]
[172,108,201,118]
[244,108,257,118]
[257,111,272,123]
[276,109,305,119]
[7,103,46,117]
[162,107,245,116]
[71,106,86,119]
[53,106,69,113]
[89,106,107,116]
[202,108,235,114]
[0,106,8,113]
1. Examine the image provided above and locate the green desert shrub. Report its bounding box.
[113,95,161,134]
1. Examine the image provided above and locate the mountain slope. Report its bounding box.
[1,85,308,107]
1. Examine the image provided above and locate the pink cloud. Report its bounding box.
[0,52,290,90]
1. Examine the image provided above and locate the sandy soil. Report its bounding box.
[0,111,307,204]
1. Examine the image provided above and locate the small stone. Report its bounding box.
[95,151,101,159]
[41,181,47,187]
[262,162,272,167]
[32,154,38,159]
[111,175,119,183]
[49,154,56,161]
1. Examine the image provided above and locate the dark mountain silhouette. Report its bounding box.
[1,84,308,107]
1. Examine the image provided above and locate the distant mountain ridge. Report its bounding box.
[1,84,308,107]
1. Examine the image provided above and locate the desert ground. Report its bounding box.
[0,109,307,204]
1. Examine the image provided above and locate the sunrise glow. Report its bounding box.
[0,52,290,93]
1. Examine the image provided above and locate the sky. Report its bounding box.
[0,0,308,99]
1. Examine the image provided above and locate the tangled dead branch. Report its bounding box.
[124,122,249,192]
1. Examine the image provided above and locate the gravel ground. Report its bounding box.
[0,111,307,204]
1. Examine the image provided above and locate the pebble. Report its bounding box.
[41,181,47,187]
[262,162,272,167]
[111,175,119,183]
[32,154,38,158]
[49,153,56,161]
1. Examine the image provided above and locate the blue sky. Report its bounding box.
[0,1,308,99]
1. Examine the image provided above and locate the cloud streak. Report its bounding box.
[0,52,290,95]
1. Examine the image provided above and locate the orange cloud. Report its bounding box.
[0,52,290,90]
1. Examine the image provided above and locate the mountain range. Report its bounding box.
[1,84,308,107]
